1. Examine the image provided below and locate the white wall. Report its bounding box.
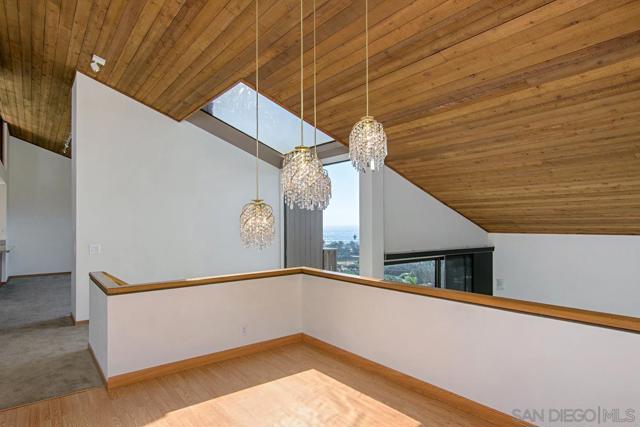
[490,233,640,317]
[72,72,282,321]
[381,168,639,317]
[384,168,489,253]
[0,121,8,182]
[6,136,73,276]
[91,275,302,377]
[302,274,640,427]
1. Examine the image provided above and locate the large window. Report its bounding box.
[204,82,333,154]
[384,258,442,287]
[322,161,359,275]
[384,248,494,295]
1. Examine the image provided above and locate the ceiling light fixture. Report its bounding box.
[281,0,331,210]
[90,54,106,73]
[240,0,275,249]
[348,0,387,173]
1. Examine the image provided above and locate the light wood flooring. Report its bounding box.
[0,343,499,426]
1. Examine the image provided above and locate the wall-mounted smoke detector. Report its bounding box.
[90,54,106,73]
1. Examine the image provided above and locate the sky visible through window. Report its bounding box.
[323,161,359,231]
[205,82,333,154]
[323,161,359,275]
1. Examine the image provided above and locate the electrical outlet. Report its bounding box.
[496,278,505,291]
[242,325,247,335]
[89,244,102,256]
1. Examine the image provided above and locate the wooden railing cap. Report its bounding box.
[89,267,640,334]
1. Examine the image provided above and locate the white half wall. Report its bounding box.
[490,233,640,317]
[89,281,109,374]
[91,275,302,378]
[383,168,489,253]
[90,272,640,427]
[72,72,282,321]
[6,136,72,276]
[302,274,640,427]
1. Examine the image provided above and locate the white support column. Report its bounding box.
[0,123,8,283]
[359,168,384,279]
[71,78,80,320]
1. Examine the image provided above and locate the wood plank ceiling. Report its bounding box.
[1,0,640,234]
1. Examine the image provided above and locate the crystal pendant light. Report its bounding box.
[281,0,331,210]
[348,0,387,173]
[240,0,275,249]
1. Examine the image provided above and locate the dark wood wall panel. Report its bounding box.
[1,0,639,234]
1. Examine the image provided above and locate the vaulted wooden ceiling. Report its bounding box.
[1,0,640,234]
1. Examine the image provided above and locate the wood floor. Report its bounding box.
[0,343,499,426]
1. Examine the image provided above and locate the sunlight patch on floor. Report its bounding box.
[154,369,421,426]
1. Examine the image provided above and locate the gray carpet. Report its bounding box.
[0,274,103,410]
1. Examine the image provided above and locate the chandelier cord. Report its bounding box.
[365,0,369,117]
[255,0,260,200]
[300,0,304,147]
[313,0,317,154]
